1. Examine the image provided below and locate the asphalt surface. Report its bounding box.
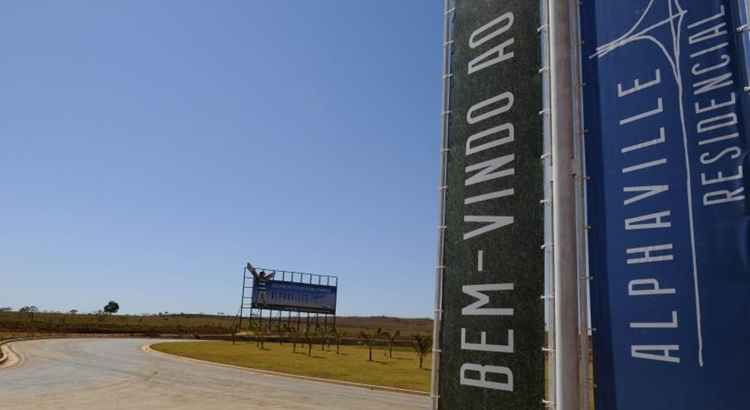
[0,338,430,410]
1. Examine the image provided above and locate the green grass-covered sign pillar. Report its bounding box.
[432,0,546,408]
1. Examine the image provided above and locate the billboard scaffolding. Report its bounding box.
[234,263,338,338]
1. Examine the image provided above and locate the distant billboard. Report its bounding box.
[252,280,337,314]
[581,0,750,408]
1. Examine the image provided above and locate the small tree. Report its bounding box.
[303,330,314,357]
[359,328,383,362]
[291,327,299,353]
[103,301,120,314]
[276,323,286,346]
[256,327,268,350]
[333,330,346,355]
[19,305,39,320]
[382,330,401,359]
[69,309,78,315]
[19,305,38,313]
[319,329,331,352]
[412,334,432,369]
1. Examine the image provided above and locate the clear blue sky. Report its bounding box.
[0,1,441,317]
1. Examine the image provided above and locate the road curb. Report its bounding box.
[0,344,7,365]
[0,336,87,368]
[144,342,430,397]
[0,335,201,368]
[0,338,23,365]
[0,338,28,367]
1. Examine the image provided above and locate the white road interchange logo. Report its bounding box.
[590,0,705,366]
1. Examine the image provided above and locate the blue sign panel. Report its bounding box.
[581,1,750,408]
[252,280,337,314]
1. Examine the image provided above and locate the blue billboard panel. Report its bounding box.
[252,280,337,314]
[581,1,750,408]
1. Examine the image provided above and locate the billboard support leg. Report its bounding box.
[235,265,248,345]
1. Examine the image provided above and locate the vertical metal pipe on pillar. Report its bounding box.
[569,2,591,406]
[430,0,452,408]
[569,2,592,407]
[539,0,556,407]
[550,0,581,409]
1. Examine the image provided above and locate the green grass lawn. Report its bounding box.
[151,341,431,392]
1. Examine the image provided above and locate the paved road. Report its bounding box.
[0,338,430,410]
